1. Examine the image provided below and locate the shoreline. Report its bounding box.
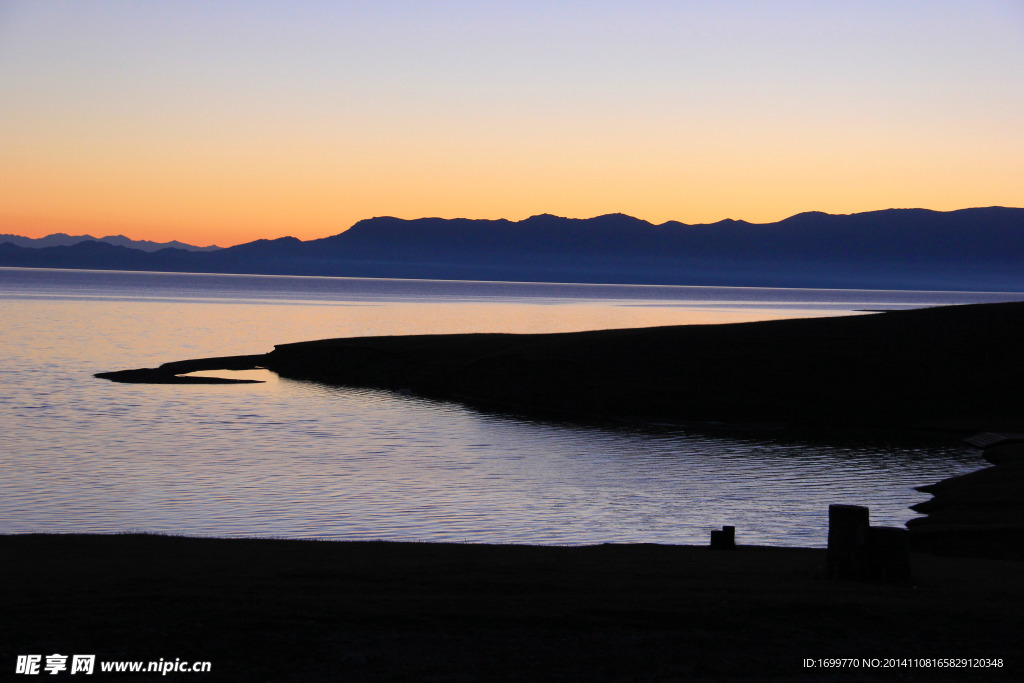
[3,533,1021,681]
[908,437,1024,559]
[90,301,1024,561]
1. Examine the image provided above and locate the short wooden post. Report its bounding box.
[710,525,736,550]
[827,504,870,579]
[865,526,912,584]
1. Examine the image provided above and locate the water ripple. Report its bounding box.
[0,270,994,545]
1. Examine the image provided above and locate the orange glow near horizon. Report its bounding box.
[4,118,1021,247]
[2,2,1022,247]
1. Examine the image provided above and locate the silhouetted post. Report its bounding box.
[827,504,870,579]
[710,525,736,550]
[865,526,912,584]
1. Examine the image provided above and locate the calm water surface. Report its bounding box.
[3,267,1018,546]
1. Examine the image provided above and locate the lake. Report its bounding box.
[3,267,1020,547]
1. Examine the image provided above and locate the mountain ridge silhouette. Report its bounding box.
[0,233,220,252]
[2,207,1022,290]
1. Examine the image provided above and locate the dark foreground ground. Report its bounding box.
[2,534,1020,682]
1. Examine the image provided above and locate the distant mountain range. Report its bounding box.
[0,233,221,252]
[3,207,1023,291]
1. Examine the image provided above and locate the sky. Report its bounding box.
[1,1,1023,247]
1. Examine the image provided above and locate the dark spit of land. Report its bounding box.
[98,300,1024,434]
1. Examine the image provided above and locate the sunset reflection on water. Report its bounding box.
[1,269,1010,545]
